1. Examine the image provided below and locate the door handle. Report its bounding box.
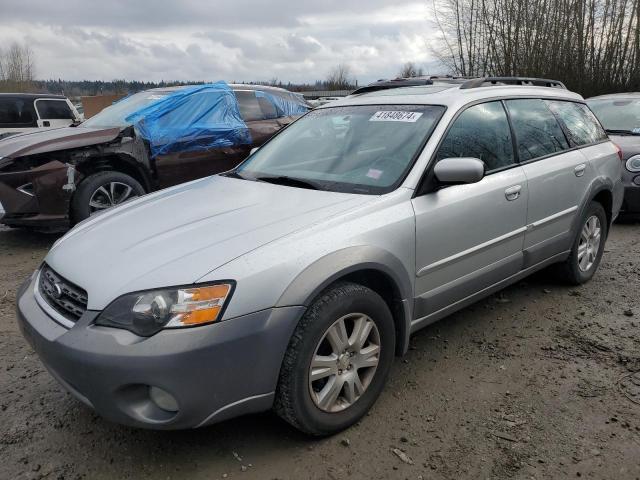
[574,164,586,177]
[505,185,522,201]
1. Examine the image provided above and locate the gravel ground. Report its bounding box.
[0,223,639,480]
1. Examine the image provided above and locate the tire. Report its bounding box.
[71,171,145,224]
[275,282,395,436]
[555,201,608,285]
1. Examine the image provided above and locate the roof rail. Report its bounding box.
[351,78,434,95]
[351,75,474,95]
[459,77,566,90]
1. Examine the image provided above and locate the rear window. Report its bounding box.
[36,99,74,120]
[505,99,569,161]
[0,98,37,126]
[545,101,607,146]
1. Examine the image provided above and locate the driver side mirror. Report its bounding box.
[434,157,485,184]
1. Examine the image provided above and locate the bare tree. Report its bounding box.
[325,64,355,90]
[399,62,424,78]
[0,42,36,92]
[430,0,640,96]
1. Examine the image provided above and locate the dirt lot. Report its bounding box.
[0,223,639,480]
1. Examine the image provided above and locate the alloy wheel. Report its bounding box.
[577,215,601,272]
[88,182,138,215]
[308,313,381,413]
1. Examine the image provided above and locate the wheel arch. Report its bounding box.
[75,154,152,192]
[573,178,615,241]
[276,246,414,356]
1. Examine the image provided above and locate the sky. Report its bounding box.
[0,0,441,85]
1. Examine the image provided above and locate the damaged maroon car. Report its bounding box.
[0,83,309,231]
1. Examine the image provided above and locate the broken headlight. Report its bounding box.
[95,282,235,336]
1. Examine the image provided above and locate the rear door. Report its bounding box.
[34,98,77,128]
[412,101,528,319]
[154,90,282,188]
[508,99,604,266]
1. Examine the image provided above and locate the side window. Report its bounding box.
[436,101,515,172]
[235,90,264,122]
[545,101,607,146]
[0,98,36,126]
[505,99,569,161]
[257,96,278,119]
[35,99,74,119]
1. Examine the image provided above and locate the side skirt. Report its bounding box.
[409,250,570,335]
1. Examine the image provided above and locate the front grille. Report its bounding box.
[39,265,88,321]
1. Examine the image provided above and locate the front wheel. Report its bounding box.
[71,171,145,223]
[556,201,608,284]
[275,282,395,436]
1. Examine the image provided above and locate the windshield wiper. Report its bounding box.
[222,170,246,180]
[255,175,321,190]
[606,129,640,136]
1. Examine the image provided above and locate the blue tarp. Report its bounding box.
[125,82,251,157]
[255,90,309,117]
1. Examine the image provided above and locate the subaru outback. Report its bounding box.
[17,77,623,435]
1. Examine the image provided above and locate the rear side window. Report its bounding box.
[36,99,74,119]
[505,99,569,161]
[257,96,278,119]
[235,90,264,122]
[436,101,515,172]
[545,101,607,146]
[0,98,37,125]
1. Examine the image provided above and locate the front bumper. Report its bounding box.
[16,273,304,429]
[621,182,640,214]
[0,160,76,230]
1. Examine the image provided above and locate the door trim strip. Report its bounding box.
[526,205,577,231]
[417,226,527,277]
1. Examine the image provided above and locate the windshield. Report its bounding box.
[80,91,170,128]
[236,105,445,194]
[587,98,640,133]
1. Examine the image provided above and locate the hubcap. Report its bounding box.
[308,313,381,413]
[88,181,138,215]
[578,215,601,272]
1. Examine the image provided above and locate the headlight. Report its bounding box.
[95,282,234,336]
[627,155,640,172]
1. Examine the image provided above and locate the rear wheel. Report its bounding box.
[555,201,607,284]
[275,282,395,436]
[71,171,145,223]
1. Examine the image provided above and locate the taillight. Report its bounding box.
[614,144,623,160]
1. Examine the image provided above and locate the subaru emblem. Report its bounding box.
[52,283,63,299]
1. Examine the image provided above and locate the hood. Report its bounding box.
[0,126,121,160]
[46,175,372,309]
[608,134,640,160]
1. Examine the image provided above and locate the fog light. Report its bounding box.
[149,386,179,412]
[633,175,640,186]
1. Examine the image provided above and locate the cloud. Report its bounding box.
[0,0,441,84]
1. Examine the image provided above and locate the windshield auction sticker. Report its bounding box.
[370,111,423,122]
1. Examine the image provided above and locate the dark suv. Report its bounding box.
[0,84,308,230]
[587,93,640,215]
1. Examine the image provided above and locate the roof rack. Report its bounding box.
[351,75,472,95]
[459,77,566,89]
[351,78,434,95]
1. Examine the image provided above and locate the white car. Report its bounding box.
[0,93,82,140]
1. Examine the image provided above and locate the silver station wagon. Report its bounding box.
[17,77,623,435]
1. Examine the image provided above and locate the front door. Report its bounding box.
[412,101,528,320]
